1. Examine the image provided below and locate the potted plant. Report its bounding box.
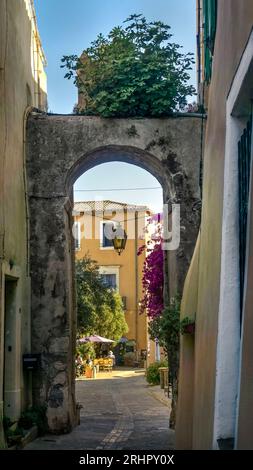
[180,316,195,335]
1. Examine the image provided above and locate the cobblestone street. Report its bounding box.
[26,369,174,450]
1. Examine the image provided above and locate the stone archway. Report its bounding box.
[26,113,203,432]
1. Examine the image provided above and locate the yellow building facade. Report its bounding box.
[74,200,159,365]
[0,0,47,445]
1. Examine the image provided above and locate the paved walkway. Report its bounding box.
[26,368,174,450]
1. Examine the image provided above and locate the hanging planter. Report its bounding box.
[180,316,195,335]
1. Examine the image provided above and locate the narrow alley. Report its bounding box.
[26,369,174,450]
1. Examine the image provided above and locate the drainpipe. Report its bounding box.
[0,1,8,448]
[23,106,34,277]
[135,211,139,360]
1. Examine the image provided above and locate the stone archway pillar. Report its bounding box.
[29,195,77,432]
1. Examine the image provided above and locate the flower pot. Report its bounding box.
[183,323,195,335]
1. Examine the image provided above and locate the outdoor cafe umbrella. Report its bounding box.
[78,335,114,343]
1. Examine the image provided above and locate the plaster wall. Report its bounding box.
[176,0,253,450]
[0,0,47,431]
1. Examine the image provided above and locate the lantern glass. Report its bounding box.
[112,226,127,255]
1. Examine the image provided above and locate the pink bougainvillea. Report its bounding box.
[138,233,164,319]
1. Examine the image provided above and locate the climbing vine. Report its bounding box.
[137,236,164,319]
[138,217,182,428]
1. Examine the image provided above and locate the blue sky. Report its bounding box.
[34,0,196,212]
[74,162,164,214]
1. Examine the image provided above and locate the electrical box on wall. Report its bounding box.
[23,353,41,371]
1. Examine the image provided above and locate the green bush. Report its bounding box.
[76,342,96,360]
[62,15,195,117]
[3,416,24,447]
[18,405,48,436]
[146,360,168,385]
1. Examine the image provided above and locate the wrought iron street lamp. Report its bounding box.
[112,223,127,255]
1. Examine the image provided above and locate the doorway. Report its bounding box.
[3,277,20,420]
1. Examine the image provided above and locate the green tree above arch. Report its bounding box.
[61,14,195,117]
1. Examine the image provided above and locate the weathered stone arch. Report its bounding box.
[66,144,171,193]
[26,113,203,432]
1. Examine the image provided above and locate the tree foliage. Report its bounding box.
[148,295,181,429]
[148,295,181,360]
[76,256,128,340]
[146,359,168,385]
[61,14,195,117]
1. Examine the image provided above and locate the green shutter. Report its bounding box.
[203,0,217,83]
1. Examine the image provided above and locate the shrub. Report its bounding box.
[3,416,24,447]
[146,360,168,385]
[18,405,48,436]
[76,342,96,360]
